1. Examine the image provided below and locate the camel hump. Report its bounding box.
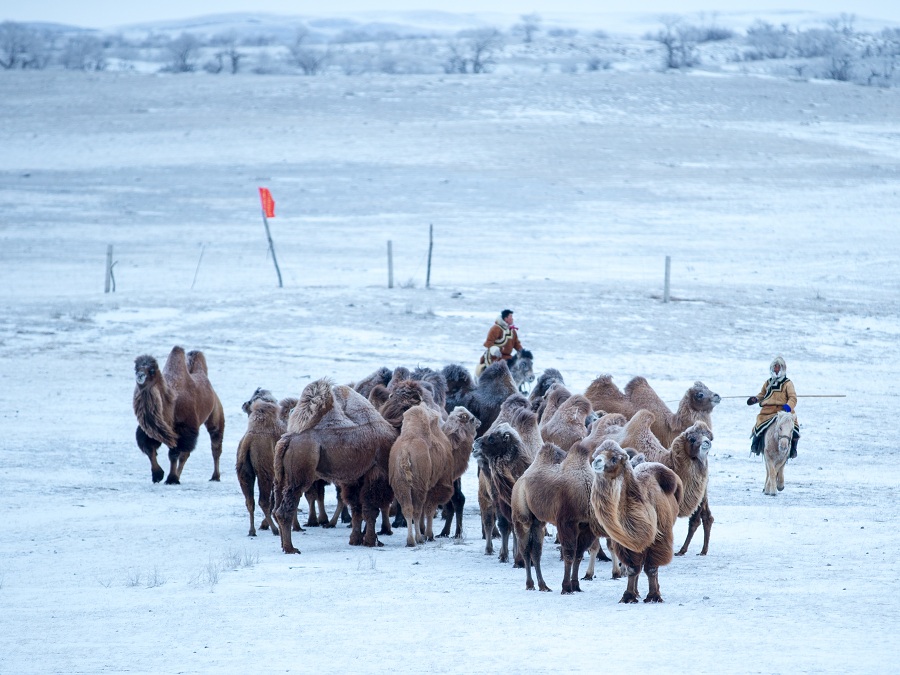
[630,409,656,429]
[536,441,565,466]
[289,378,335,433]
[162,346,189,379]
[644,463,682,502]
[186,350,208,375]
[623,376,649,396]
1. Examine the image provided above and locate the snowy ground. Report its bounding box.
[1,69,899,673]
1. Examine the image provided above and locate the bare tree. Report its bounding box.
[288,27,329,75]
[60,34,107,71]
[745,20,792,59]
[515,13,542,44]
[446,28,504,74]
[212,33,243,74]
[650,16,698,69]
[0,21,48,69]
[165,33,201,72]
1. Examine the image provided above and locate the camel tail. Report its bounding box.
[289,379,335,433]
[658,469,683,505]
[186,350,208,375]
[235,435,256,486]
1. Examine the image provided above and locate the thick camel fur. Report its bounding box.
[272,379,397,554]
[352,367,393,399]
[133,346,225,484]
[512,440,601,594]
[528,368,565,420]
[540,394,594,453]
[763,411,795,496]
[600,410,716,555]
[411,366,449,413]
[590,440,683,603]
[472,420,537,567]
[539,383,573,424]
[442,360,518,436]
[584,375,721,447]
[388,405,479,547]
[236,395,285,537]
[507,349,535,393]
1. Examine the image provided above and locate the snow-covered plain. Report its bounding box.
[1,68,899,673]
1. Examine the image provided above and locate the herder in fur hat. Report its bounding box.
[747,355,800,458]
[475,309,523,378]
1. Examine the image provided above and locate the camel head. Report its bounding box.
[689,381,721,412]
[683,422,713,461]
[509,350,535,392]
[446,406,480,439]
[591,440,631,477]
[529,368,565,401]
[472,422,522,463]
[134,355,159,387]
[242,387,276,415]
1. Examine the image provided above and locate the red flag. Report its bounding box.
[258,187,275,218]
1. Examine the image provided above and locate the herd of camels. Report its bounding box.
[131,345,789,603]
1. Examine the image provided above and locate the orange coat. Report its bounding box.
[752,377,798,436]
[483,319,522,361]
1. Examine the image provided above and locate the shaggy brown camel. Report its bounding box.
[272,379,397,554]
[763,411,795,496]
[236,395,284,537]
[352,367,393,399]
[600,409,715,555]
[512,440,600,593]
[584,376,720,447]
[241,390,337,531]
[540,393,594,453]
[476,394,542,561]
[133,346,225,484]
[590,440,683,603]
[388,405,479,546]
[527,368,565,420]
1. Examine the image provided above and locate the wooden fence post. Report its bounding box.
[105,244,113,293]
[663,256,671,303]
[387,240,394,289]
[426,224,433,289]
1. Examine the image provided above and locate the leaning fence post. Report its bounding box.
[387,240,394,289]
[105,244,113,293]
[663,255,671,303]
[426,224,433,289]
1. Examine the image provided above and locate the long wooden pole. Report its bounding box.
[261,211,283,288]
[105,244,113,293]
[663,255,671,303]
[387,240,393,289]
[426,223,433,289]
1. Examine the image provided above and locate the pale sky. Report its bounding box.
[5,0,900,28]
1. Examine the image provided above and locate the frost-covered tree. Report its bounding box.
[514,13,542,44]
[745,20,792,58]
[0,21,49,69]
[60,34,107,71]
[165,33,201,72]
[650,16,698,69]
[445,28,504,74]
[288,27,329,75]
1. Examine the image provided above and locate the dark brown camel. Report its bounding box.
[133,346,224,484]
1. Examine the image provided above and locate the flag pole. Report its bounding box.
[258,187,283,288]
[261,210,283,288]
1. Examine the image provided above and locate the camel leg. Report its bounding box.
[523,518,550,592]
[497,514,512,563]
[378,505,393,536]
[620,565,642,604]
[644,566,664,603]
[304,490,319,527]
[425,509,435,542]
[482,507,496,555]
[239,476,257,537]
[569,527,593,592]
[583,537,599,580]
[557,523,579,594]
[698,497,714,556]
[273,486,304,554]
[677,493,713,556]
[326,492,344,529]
[512,529,525,569]
[391,498,407,529]
[165,447,183,485]
[610,543,622,580]
[349,507,364,546]
[204,407,224,482]
[135,427,165,483]
[257,477,279,535]
[437,480,464,538]
[404,506,417,548]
